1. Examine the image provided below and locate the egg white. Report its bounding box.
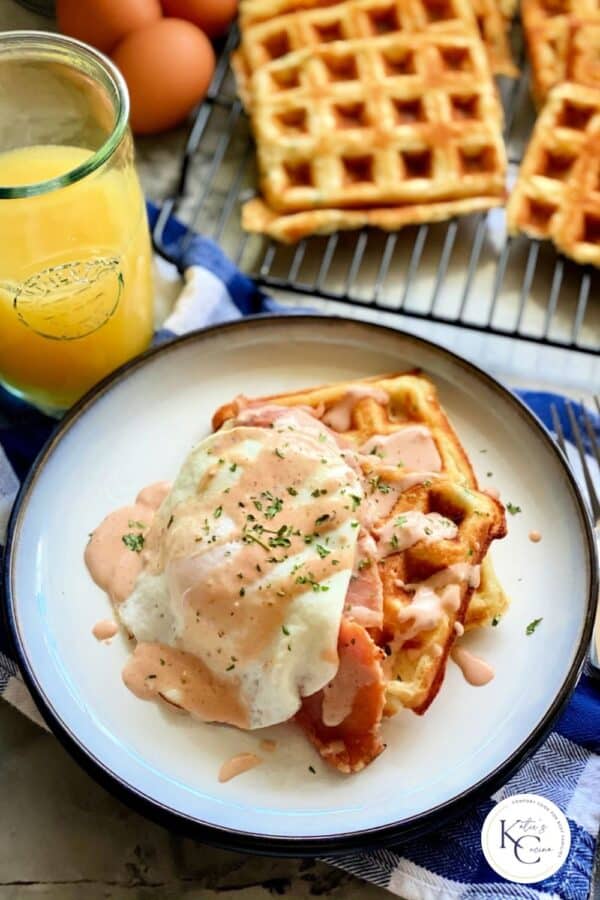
[120,423,362,728]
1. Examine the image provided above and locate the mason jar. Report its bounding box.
[0,31,154,414]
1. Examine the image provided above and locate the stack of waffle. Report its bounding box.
[507,82,600,265]
[213,373,508,771]
[509,0,600,265]
[234,0,511,242]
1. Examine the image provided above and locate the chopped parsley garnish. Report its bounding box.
[287,486,298,496]
[274,448,285,459]
[308,765,316,774]
[166,515,174,529]
[239,587,246,597]
[160,658,165,666]
[423,480,432,487]
[390,533,399,550]
[214,506,223,519]
[369,475,391,494]
[350,520,360,528]
[230,463,237,472]
[357,558,371,571]
[318,433,327,443]
[311,488,327,498]
[122,532,145,553]
[282,624,290,636]
[350,494,362,511]
[507,502,522,515]
[128,520,146,529]
[253,499,263,511]
[315,513,330,526]
[526,617,543,635]
[296,573,329,593]
[486,471,493,477]
[424,527,433,536]
[370,445,383,458]
[491,616,500,627]
[226,664,235,671]
[316,544,331,559]
[395,515,408,527]
[265,496,283,518]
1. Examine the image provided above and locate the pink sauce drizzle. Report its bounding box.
[451,646,495,686]
[361,425,442,470]
[218,752,262,783]
[92,619,119,641]
[321,386,389,432]
[374,511,458,558]
[85,481,171,604]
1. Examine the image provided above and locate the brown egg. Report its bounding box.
[112,19,216,135]
[161,0,238,38]
[56,0,162,54]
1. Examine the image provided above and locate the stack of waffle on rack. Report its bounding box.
[213,372,508,772]
[507,0,600,265]
[234,0,513,242]
[235,0,600,268]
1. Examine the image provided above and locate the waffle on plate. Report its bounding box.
[507,80,600,266]
[213,372,508,772]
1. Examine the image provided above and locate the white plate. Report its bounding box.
[5,317,597,854]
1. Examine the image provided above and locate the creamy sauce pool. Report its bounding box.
[218,752,262,783]
[85,481,171,604]
[452,646,495,686]
[92,619,118,641]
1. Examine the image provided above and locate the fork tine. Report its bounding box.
[550,403,567,455]
[581,401,600,470]
[565,400,600,522]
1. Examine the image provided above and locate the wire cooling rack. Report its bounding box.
[152,26,599,355]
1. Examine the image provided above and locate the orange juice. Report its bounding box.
[0,144,154,412]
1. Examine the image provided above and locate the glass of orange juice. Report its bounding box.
[0,31,154,414]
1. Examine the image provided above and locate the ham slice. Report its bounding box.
[296,619,386,773]
[343,531,383,629]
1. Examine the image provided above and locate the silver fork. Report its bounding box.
[550,397,600,675]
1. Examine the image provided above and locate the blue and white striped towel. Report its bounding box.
[0,204,598,900]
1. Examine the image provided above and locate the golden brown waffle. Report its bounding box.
[237,0,516,77]
[237,27,507,241]
[378,476,505,714]
[213,371,508,718]
[507,81,600,266]
[568,19,600,88]
[521,0,600,104]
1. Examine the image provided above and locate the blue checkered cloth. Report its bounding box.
[0,205,598,900]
